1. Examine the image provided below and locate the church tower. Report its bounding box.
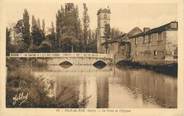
[97,7,111,53]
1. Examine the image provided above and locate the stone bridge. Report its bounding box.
[9,53,114,65]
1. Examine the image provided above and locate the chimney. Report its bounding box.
[143,27,150,32]
[169,21,178,29]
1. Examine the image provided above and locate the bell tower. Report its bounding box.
[97,7,111,53]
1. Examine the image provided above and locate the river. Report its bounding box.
[32,64,177,108]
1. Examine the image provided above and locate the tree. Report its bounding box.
[6,20,30,53]
[51,22,54,34]
[82,3,90,52]
[56,3,83,52]
[86,30,97,53]
[56,5,65,51]
[42,19,45,34]
[104,24,111,53]
[111,28,122,40]
[22,9,30,49]
[74,5,82,52]
[50,22,56,50]
[39,22,55,52]
[37,18,41,30]
[31,15,44,52]
[41,19,46,40]
[6,27,11,55]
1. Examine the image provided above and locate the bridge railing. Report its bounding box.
[9,53,114,59]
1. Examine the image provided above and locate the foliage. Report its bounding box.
[82,3,90,52]
[31,16,44,46]
[6,20,29,53]
[56,3,83,52]
[111,28,123,40]
[22,9,30,48]
[86,30,97,52]
[6,28,11,55]
[6,3,98,54]
[6,58,90,108]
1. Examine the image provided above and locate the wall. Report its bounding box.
[129,22,178,65]
[165,31,177,62]
[130,31,169,65]
[97,11,110,53]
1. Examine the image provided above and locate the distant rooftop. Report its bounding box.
[128,27,142,37]
[129,21,178,38]
[97,8,111,15]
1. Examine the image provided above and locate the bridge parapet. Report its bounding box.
[9,53,114,59]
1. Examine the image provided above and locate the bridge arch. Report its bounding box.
[9,53,114,65]
[92,58,109,65]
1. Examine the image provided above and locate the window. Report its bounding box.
[155,33,158,41]
[173,48,178,59]
[169,22,178,29]
[135,38,137,45]
[150,34,154,42]
[173,48,177,59]
[158,32,162,42]
[154,50,157,56]
[143,36,146,44]
[104,14,107,19]
[148,35,151,44]
[144,35,149,44]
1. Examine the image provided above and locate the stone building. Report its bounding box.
[129,21,178,65]
[100,27,142,62]
[101,38,129,64]
[96,7,111,53]
[101,39,120,54]
[96,7,130,59]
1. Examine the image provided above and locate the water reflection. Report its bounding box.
[97,76,109,108]
[33,65,177,108]
[111,68,177,108]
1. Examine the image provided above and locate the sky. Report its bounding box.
[3,0,177,33]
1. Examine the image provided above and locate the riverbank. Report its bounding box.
[6,58,88,108]
[116,61,177,77]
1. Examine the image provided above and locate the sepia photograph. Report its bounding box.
[4,0,178,109]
